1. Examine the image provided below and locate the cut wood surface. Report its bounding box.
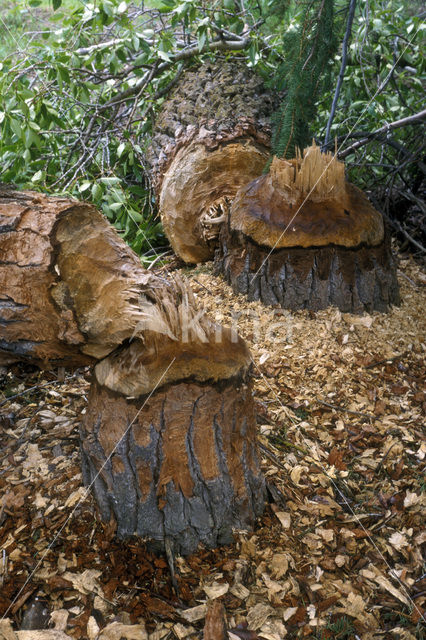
[0,188,93,367]
[215,146,400,313]
[148,60,278,263]
[0,185,265,554]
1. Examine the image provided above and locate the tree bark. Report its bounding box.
[0,187,94,367]
[80,374,264,556]
[0,185,265,554]
[215,226,400,313]
[148,60,278,263]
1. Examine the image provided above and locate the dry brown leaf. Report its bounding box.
[0,619,16,640]
[274,512,291,529]
[49,610,69,631]
[370,567,411,606]
[61,569,102,595]
[270,553,289,579]
[179,604,207,622]
[246,603,274,629]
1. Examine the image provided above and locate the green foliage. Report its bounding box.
[315,0,425,195]
[269,0,337,158]
[0,0,251,257]
[0,0,423,256]
[315,615,356,639]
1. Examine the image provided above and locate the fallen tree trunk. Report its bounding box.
[0,187,95,367]
[0,186,265,554]
[148,60,278,263]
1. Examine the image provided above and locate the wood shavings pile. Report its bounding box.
[0,254,425,640]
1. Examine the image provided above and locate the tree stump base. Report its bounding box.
[215,147,400,313]
[215,227,400,313]
[80,375,265,556]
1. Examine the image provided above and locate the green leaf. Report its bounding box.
[31,170,45,182]
[91,183,103,201]
[52,0,62,10]
[157,50,172,61]
[197,28,207,51]
[9,118,22,139]
[100,177,121,185]
[79,181,92,193]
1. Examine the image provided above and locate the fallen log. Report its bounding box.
[215,145,400,313]
[148,60,278,263]
[0,186,265,554]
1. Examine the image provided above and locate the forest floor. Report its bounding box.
[0,251,425,640]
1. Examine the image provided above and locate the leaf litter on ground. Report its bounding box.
[0,252,425,639]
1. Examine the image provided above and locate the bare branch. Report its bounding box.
[323,0,357,148]
[338,109,426,159]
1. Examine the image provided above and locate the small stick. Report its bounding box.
[398,270,420,289]
[317,399,377,421]
[365,353,406,369]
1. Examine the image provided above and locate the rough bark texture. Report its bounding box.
[1,185,265,553]
[80,376,265,556]
[147,60,279,263]
[215,225,400,313]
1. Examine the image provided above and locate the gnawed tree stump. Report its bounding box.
[215,145,400,313]
[81,374,263,556]
[148,60,278,263]
[0,186,265,554]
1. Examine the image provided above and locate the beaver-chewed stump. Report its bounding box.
[147,60,279,264]
[0,185,265,555]
[215,145,400,313]
[80,285,265,556]
[81,374,263,556]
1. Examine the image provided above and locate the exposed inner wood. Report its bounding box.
[270,143,346,202]
[1,187,251,391]
[230,145,384,250]
[159,140,268,263]
[1,186,264,555]
[0,189,94,367]
[148,60,279,263]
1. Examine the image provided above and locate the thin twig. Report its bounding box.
[317,399,378,420]
[323,0,357,148]
[338,109,426,159]
[365,353,406,369]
